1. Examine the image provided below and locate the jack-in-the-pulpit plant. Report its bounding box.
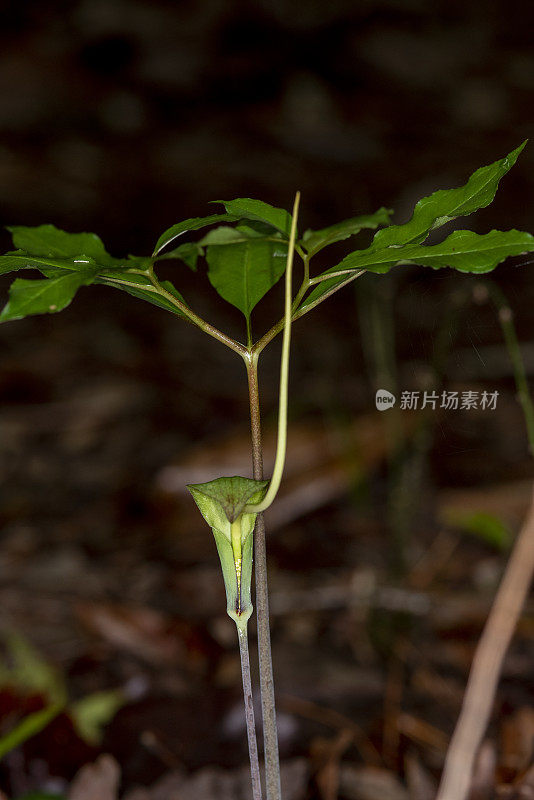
[2,143,534,800]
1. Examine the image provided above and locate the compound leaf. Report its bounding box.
[1,269,98,321]
[301,207,392,256]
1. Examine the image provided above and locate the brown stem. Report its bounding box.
[246,352,281,800]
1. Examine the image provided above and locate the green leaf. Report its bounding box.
[0,252,103,277]
[0,703,63,761]
[300,228,534,313]
[0,225,137,279]
[156,241,203,271]
[206,239,288,319]
[445,510,511,551]
[212,198,293,237]
[70,689,125,745]
[152,214,237,256]
[0,269,97,322]
[371,142,527,248]
[98,272,188,317]
[8,224,111,261]
[301,207,392,256]
[199,226,246,246]
[199,223,287,247]
[2,634,66,705]
[336,228,534,275]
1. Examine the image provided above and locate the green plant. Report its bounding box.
[1,143,533,800]
[0,633,125,762]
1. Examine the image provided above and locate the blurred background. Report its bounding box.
[1,1,534,798]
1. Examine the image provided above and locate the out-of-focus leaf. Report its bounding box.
[299,228,534,313]
[0,703,63,761]
[2,634,66,704]
[447,510,511,550]
[371,141,527,248]
[70,690,125,745]
[15,794,66,799]
[0,270,97,322]
[206,239,288,319]
[152,214,236,255]
[212,198,293,236]
[301,207,392,256]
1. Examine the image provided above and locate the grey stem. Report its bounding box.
[238,627,263,800]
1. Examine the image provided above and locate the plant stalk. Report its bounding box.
[238,626,263,800]
[247,353,281,800]
[482,281,534,454]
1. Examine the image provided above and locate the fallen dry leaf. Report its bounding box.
[501,707,534,777]
[68,754,120,800]
[76,602,184,665]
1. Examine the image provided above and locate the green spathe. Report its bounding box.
[187,475,268,534]
[187,476,268,630]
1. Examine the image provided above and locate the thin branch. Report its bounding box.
[480,281,534,455]
[147,271,247,358]
[253,266,365,357]
[308,267,363,284]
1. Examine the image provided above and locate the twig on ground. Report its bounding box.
[436,486,534,800]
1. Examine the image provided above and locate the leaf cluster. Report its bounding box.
[1,144,533,355]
